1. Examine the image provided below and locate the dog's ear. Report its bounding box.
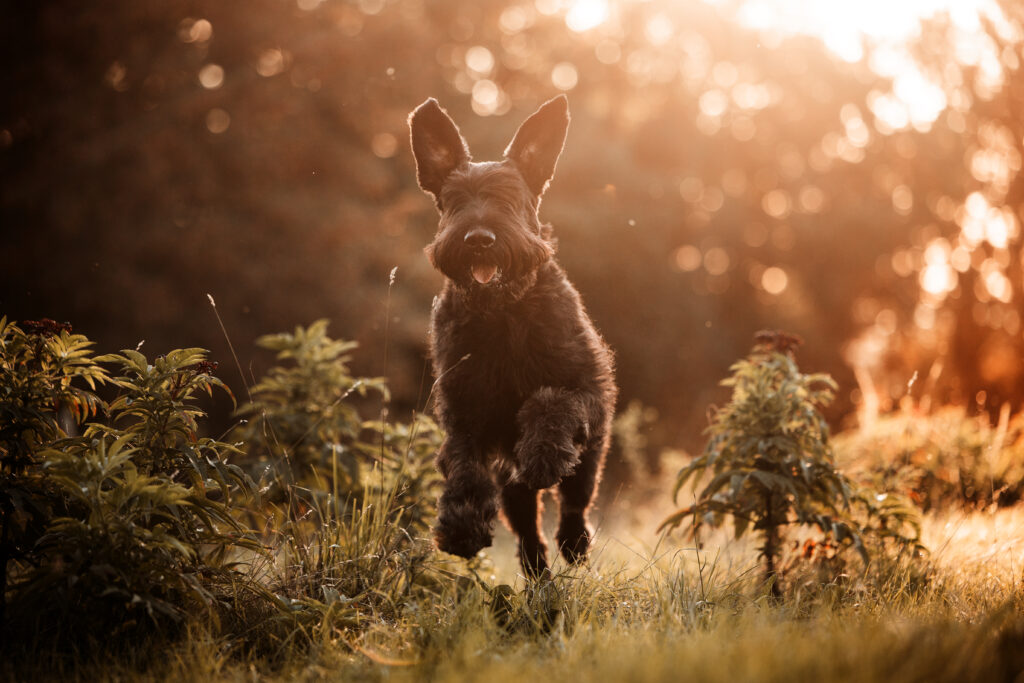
[504,95,569,196]
[409,99,470,205]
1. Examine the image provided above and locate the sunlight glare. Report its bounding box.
[732,0,1009,131]
[566,0,609,32]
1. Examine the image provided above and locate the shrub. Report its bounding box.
[0,317,110,628]
[834,405,1024,511]
[1,319,258,641]
[232,320,445,644]
[232,319,390,506]
[660,332,920,596]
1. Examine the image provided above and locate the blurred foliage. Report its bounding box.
[835,404,1024,511]
[661,333,921,595]
[4,1,1024,449]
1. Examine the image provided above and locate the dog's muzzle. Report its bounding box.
[465,228,498,284]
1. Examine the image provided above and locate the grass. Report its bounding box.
[4,319,1022,682]
[12,499,1020,683]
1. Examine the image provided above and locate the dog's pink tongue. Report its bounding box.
[472,264,498,284]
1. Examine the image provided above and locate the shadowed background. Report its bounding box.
[3,0,1024,451]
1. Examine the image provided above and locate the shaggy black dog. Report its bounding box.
[408,95,616,575]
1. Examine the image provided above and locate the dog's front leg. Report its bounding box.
[434,435,498,559]
[514,387,589,490]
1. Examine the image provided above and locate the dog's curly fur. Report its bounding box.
[409,96,617,575]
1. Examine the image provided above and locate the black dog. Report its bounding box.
[409,95,616,575]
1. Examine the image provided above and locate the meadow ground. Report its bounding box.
[4,322,1023,683]
[43,496,1023,683]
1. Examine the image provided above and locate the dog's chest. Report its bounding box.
[461,312,547,393]
[434,301,576,401]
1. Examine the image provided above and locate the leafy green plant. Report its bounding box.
[660,332,866,597]
[0,317,110,627]
[1,319,259,640]
[228,320,445,646]
[233,319,389,504]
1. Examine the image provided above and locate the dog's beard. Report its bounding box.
[427,229,553,288]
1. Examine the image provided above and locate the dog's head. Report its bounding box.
[408,96,569,289]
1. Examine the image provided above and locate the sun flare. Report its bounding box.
[560,0,1013,131]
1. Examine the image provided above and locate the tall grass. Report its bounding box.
[3,317,1024,682]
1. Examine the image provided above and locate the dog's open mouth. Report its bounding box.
[471,262,499,285]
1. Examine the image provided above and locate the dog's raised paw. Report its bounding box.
[514,440,580,490]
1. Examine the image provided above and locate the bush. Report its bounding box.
[1,318,259,642]
[834,406,1024,511]
[660,332,921,596]
[228,320,445,648]
[232,320,389,505]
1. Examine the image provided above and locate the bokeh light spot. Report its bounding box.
[199,64,224,89]
[674,245,702,272]
[471,79,500,115]
[704,247,730,275]
[762,266,788,294]
[178,18,212,43]
[371,133,398,158]
[206,108,230,134]
[551,62,579,90]
[500,6,533,34]
[465,46,495,75]
[257,49,287,77]
[566,0,609,32]
[762,189,792,218]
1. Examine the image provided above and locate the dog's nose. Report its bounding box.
[464,228,496,249]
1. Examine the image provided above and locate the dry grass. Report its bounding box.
[26,500,1018,683]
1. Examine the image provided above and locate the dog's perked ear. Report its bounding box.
[504,95,570,197]
[409,98,471,205]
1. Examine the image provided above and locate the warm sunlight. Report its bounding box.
[9,1,1024,677]
[733,0,1014,129]
[558,0,1014,131]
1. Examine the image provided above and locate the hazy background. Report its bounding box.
[3,0,1023,450]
